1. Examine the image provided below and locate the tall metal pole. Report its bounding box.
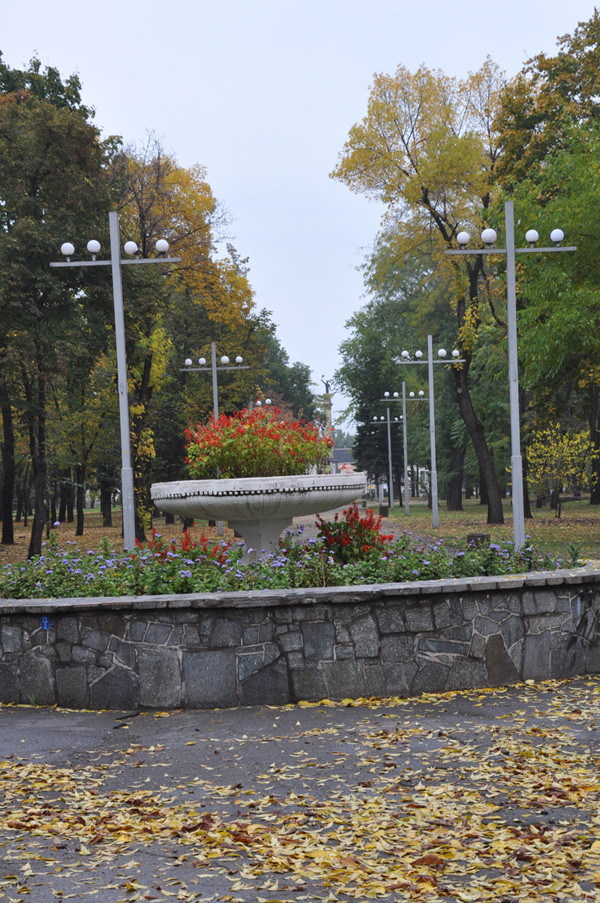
[402,381,409,516]
[427,335,439,529]
[109,212,135,551]
[505,201,525,548]
[386,406,394,510]
[211,341,219,423]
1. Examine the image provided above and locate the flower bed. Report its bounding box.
[0,506,580,600]
[186,406,333,478]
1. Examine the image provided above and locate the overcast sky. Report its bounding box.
[2,1,596,423]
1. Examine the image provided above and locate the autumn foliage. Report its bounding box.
[185,406,333,479]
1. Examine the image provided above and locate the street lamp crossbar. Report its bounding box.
[445,247,576,256]
[444,203,577,548]
[50,258,182,267]
[180,366,250,372]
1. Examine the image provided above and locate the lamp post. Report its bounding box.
[183,347,251,535]
[182,343,249,422]
[383,387,430,516]
[445,202,576,548]
[399,338,465,528]
[50,211,181,551]
[369,412,402,509]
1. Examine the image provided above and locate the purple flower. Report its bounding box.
[54,521,60,527]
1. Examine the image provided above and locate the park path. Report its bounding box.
[3,676,600,901]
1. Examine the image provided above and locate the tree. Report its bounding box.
[331,59,509,524]
[0,58,113,556]
[527,425,591,517]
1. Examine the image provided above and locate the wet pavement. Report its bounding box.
[3,676,600,901]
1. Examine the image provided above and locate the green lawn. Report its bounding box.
[385,497,600,559]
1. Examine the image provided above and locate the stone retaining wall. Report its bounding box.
[2,567,600,710]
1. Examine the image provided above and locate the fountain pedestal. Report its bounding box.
[151,472,366,562]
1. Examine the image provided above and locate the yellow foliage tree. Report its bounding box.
[330,59,509,524]
[526,425,592,517]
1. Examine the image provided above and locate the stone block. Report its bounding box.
[293,605,328,622]
[82,629,109,653]
[259,622,274,642]
[183,625,201,645]
[376,608,406,634]
[238,652,263,681]
[501,617,524,649]
[88,665,104,683]
[20,652,55,706]
[0,663,18,703]
[173,611,199,624]
[382,662,409,696]
[473,616,500,637]
[139,647,181,708]
[365,663,387,697]
[405,606,434,633]
[210,618,243,648]
[335,626,351,643]
[523,631,550,681]
[450,596,464,624]
[461,598,478,621]
[291,668,327,702]
[486,635,520,686]
[57,642,72,663]
[145,623,172,645]
[433,602,452,630]
[264,643,279,665]
[90,667,138,710]
[417,639,470,656]
[322,661,367,699]
[183,650,237,707]
[280,630,303,652]
[381,635,413,662]
[286,651,304,669]
[99,653,113,668]
[243,626,260,645]
[127,620,148,642]
[411,661,450,695]
[240,657,291,707]
[533,590,558,614]
[72,646,96,664]
[302,621,335,660]
[470,634,486,660]
[335,604,371,625]
[112,641,135,669]
[586,642,600,675]
[97,613,128,637]
[477,598,491,617]
[167,627,184,646]
[2,625,22,653]
[80,614,99,630]
[56,667,88,708]
[335,644,355,660]
[442,625,472,641]
[553,638,585,679]
[274,609,293,623]
[349,615,379,657]
[447,659,487,691]
[526,614,565,634]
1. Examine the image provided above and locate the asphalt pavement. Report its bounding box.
[3,677,600,901]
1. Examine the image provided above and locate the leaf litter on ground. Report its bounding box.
[4,677,600,900]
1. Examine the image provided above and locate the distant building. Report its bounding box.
[332,447,356,473]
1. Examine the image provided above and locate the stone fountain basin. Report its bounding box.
[151,473,367,561]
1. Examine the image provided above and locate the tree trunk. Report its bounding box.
[101,487,112,528]
[522,446,533,519]
[24,366,47,560]
[67,484,74,523]
[590,384,600,504]
[75,463,85,536]
[446,444,465,511]
[479,466,489,507]
[58,475,68,523]
[1,400,15,544]
[453,366,503,524]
